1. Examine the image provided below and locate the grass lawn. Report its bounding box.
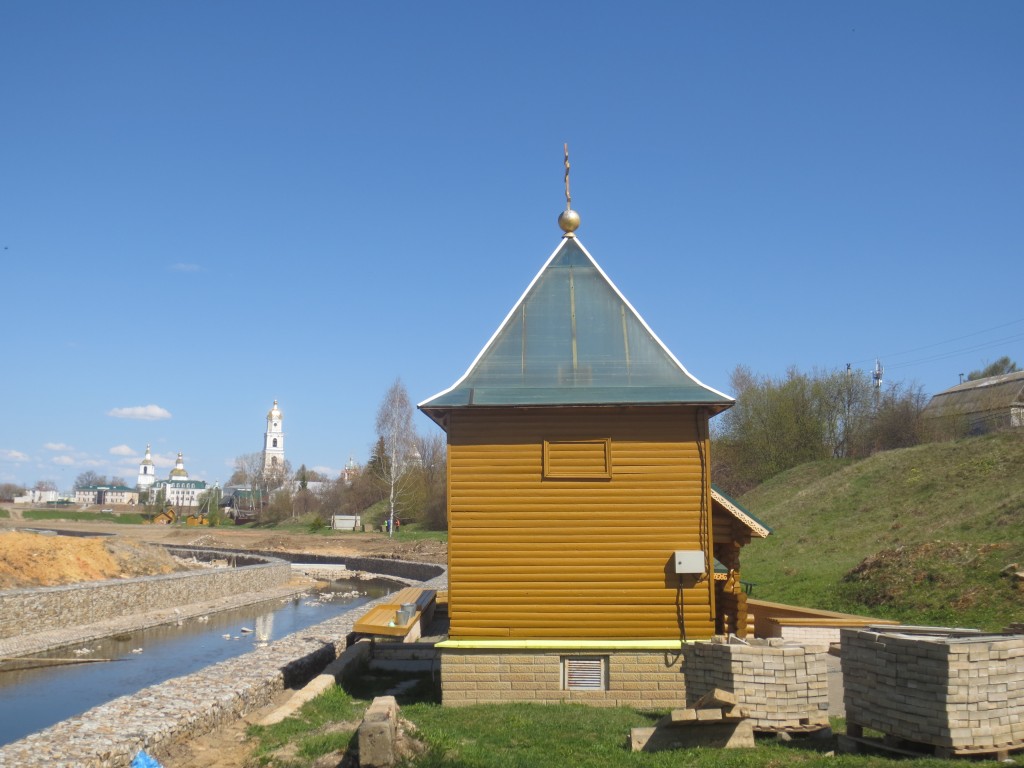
[0,507,9,518]
[21,509,145,524]
[740,429,1024,630]
[245,671,1019,768]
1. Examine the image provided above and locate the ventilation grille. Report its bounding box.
[563,657,607,691]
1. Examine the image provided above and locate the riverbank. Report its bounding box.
[0,516,448,566]
[0,572,317,660]
[0,522,447,766]
[0,569,445,766]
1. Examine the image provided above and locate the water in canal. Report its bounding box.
[0,576,399,747]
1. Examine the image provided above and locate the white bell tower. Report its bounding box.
[262,400,285,473]
[137,444,156,489]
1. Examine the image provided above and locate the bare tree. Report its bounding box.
[74,471,106,489]
[0,483,25,502]
[229,452,288,520]
[229,452,263,486]
[374,378,417,537]
[416,431,448,530]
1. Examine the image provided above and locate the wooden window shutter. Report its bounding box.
[543,439,612,480]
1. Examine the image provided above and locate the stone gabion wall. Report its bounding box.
[441,650,687,708]
[241,549,444,583]
[0,548,290,640]
[842,627,1024,751]
[0,572,449,767]
[0,603,347,768]
[681,638,830,731]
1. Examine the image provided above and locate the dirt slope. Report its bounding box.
[0,530,186,589]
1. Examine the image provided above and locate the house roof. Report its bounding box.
[922,370,1024,420]
[420,236,733,425]
[711,484,772,538]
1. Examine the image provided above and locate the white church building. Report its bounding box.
[138,448,207,508]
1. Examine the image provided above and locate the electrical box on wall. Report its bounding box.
[673,550,705,575]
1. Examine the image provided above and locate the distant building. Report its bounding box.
[220,485,263,517]
[341,456,360,486]
[74,485,139,506]
[150,451,207,508]
[922,371,1024,434]
[136,444,157,490]
[262,400,285,474]
[13,489,60,505]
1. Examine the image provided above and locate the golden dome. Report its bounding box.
[169,451,188,478]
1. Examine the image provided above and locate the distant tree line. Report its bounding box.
[712,365,928,495]
[74,472,128,489]
[966,356,1019,381]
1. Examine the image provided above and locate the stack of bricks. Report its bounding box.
[681,637,830,731]
[841,627,1024,753]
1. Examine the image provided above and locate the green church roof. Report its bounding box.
[420,236,733,423]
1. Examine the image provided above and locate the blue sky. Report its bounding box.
[2,2,1022,490]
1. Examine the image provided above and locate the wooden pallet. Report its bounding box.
[841,722,1024,761]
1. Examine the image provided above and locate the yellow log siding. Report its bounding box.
[447,406,716,640]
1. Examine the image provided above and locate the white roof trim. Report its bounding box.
[419,236,734,407]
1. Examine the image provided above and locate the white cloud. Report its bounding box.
[1,449,29,462]
[52,455,104,468]
[170,262,201,273]
[110,444,136,456]
[107,405,172,421]
[312,465,339,478]
[152,452,176,468]
[43,442,72,451]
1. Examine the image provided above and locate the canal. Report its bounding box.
[0,575,398,747]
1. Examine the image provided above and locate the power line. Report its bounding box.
[884,332,1024,370]
[849,317,1024,367]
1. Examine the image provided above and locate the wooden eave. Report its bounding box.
[711,486,771,539]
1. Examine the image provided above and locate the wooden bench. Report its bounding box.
[353,587,437,641]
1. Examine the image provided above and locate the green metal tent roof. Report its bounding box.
[420,236,733,423]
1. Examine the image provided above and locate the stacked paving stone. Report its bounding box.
[842,627,1024,754]
[0,568,446,767]
[681,637,830,732]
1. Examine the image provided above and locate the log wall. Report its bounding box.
[446,406,716,640]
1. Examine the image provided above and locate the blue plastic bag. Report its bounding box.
[130,750,163,768]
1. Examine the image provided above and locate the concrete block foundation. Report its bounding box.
[441,649,687,708]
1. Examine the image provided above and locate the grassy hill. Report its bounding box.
[738,428,1024,631]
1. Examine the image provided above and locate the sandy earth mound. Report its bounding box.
[0,530,186,589]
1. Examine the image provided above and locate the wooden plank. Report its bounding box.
[631,720,755,751]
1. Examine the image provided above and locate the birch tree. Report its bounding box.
[374,378,417,537]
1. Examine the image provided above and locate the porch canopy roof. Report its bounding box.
[420,236,733,427]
